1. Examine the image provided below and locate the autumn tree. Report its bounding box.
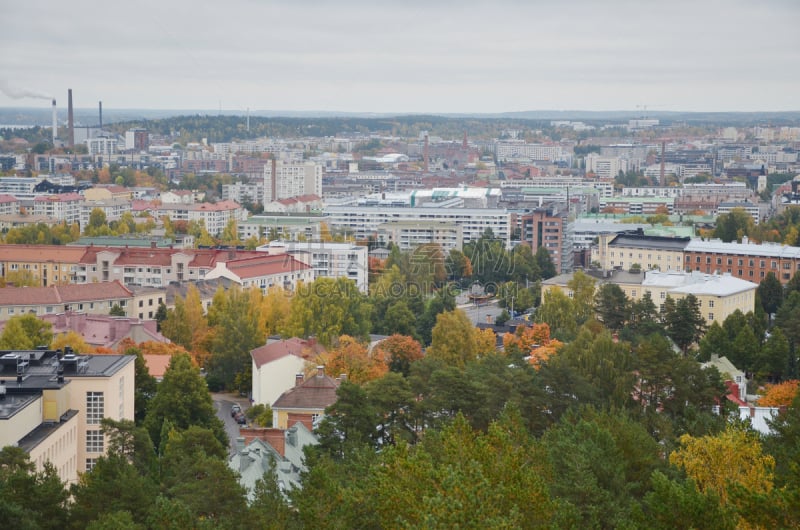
[50,331,92,353]
[0,314,53,350]
[567,270,596,324]
[315,335,387,385]
[669,424,775,506]
[373,334,424,376]
[426,309,480,368]
[758,380,800,407]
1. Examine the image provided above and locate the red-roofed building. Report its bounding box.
[204,253,313,292]
[142,354,172,380]
[0,194,19,216]
[0,281,134,320]
[272,366,340,430]
[251,337,325,406]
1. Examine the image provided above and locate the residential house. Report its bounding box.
[271,366,340,430]
[229,423,319,501]
[250,338,325,407]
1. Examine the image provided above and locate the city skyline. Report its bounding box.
[1,0,799,114]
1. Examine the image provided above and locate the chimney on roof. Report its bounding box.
[295,373,304,386]
[339,373,347,382]
[67,89,74,148]
[316,365,324,378]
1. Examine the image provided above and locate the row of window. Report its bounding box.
[690,256,795,269]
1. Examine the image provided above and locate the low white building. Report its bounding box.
[250,337,324,407]
[203,253,313,293]
[258,240,368,293]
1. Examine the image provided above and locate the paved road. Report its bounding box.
[212,394,246,455]
[460,300,504,325]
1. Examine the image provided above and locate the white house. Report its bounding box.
[250,337,325,407]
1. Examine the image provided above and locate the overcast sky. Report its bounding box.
[1,0,798,113]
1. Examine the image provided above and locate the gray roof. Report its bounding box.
[609,234,690,251]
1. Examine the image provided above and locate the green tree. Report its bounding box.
[282,277,371,347]
[109,304,126,317]
[729,325,760,373]
[663,294,706,354]
[534,245,557,279]
[160,427,247,526]
[142,354,227,450]
[566,270,596,325]
[536,288,578,341]
[754,327,791,381]
[641,471,737,530]
[757,272,784,323]
[696,321,730,362]
[207,286,261,390]
[0,447,69,530]
[775,291,800,356]
[713,208,755,242]
[594,283,629,331]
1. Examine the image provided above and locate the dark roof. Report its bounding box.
[17,409,78,452]
[609,233,690,251]
[272,369,339,411]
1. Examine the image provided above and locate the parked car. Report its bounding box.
[235,411,247,425]
[230,404,241,417]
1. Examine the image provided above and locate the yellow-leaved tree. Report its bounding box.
[669,424,775,505]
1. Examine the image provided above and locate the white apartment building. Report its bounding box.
[325,206,512,249]
[495,141,570,164]
[222,182,265,205]
[258,240,369,292]
[33,193,83,225]
[86,137,118,157]
[263,161,323,204]
[500,177,614,198]
[154,200,247,236]
[377,220,463,252]
[79,199,132,227]
[585,153,628,178]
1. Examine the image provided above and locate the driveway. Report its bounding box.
[212,393,249,455]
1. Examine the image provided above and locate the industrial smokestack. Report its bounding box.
[98,101,102,129]
[51,99,57,145]
[67,89,74,147]
[423,134,429,173]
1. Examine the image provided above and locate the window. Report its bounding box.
[660,292,666,300]
[86,430,103,453]
[708,313,714,321]
[708,300,715,308]
[85,458,97,472]
[86,392,104,424]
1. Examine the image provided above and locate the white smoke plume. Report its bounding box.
[0,80,51,100]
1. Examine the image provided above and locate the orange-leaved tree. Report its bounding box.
[502,322,562,369]
[757,380,799,407]
[373,334,423,376]
[313,335,387,385]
